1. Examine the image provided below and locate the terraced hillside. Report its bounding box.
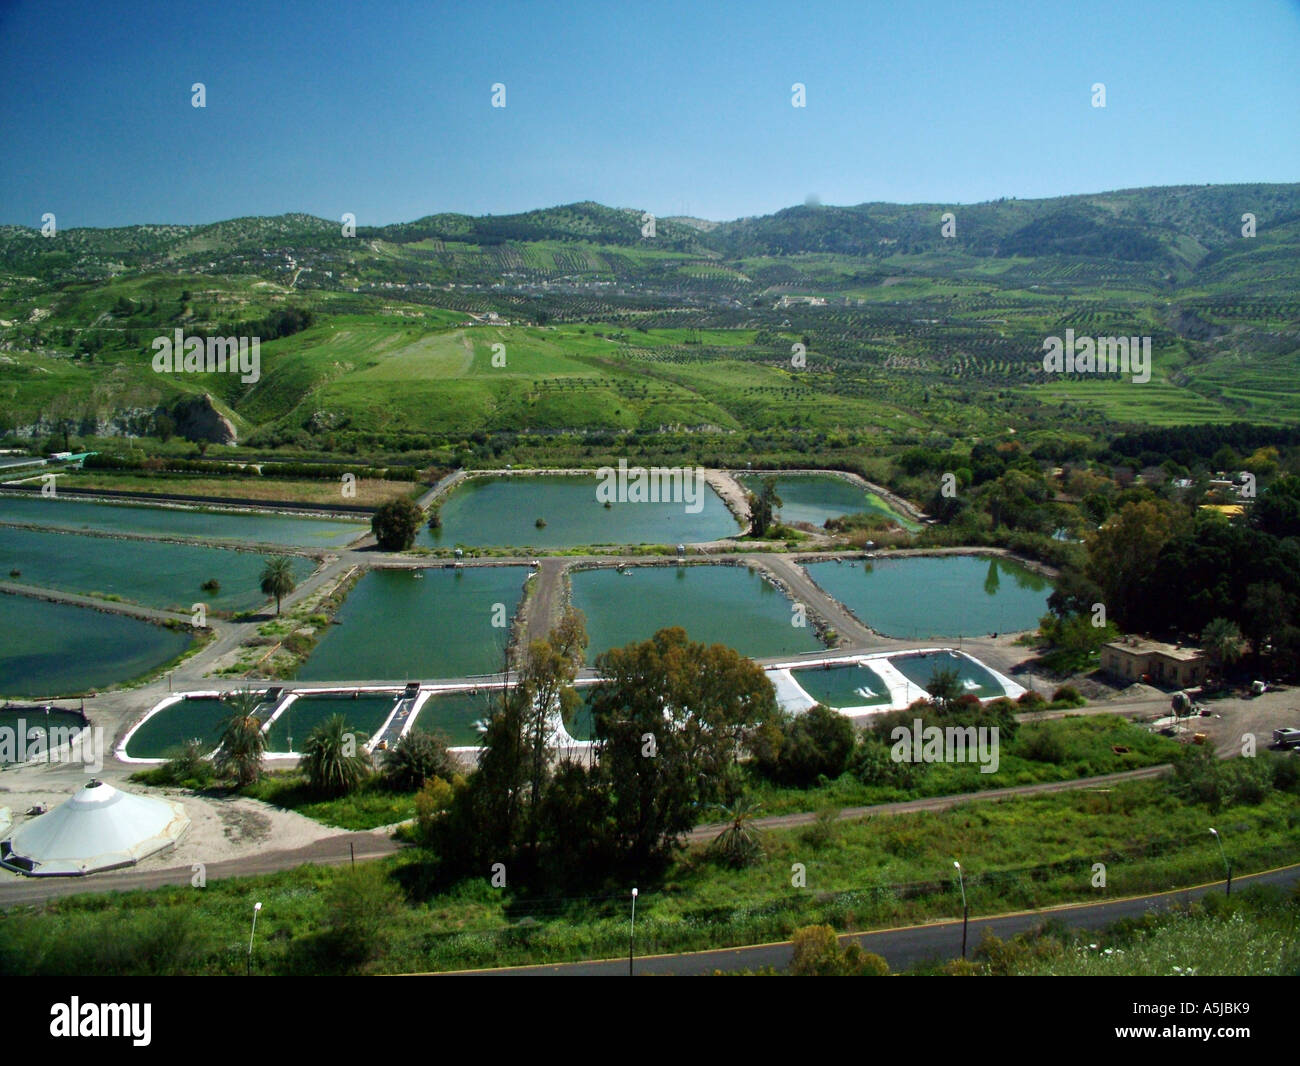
[1,185,1296,446]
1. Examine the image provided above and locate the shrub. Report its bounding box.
[384,731,457,791]
[755,705,855,786]
[1051,684,1083,705]
[789,925,890,976]
[1017,723,1067,764]
[1017,690,1047,709]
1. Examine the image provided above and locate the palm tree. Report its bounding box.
[1201,617,1246,677]
[708,796,764,868]
[260,556,296,616]
[215,689,266,787]
[301,714,372,797]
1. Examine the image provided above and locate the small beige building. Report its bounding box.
[1100,637,1207,688]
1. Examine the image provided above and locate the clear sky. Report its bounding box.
[1,0,1297,228]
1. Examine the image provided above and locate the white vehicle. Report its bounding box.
[1272,727,1300,750]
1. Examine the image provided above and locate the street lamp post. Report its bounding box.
[247,901,262,976]
[1209,828,1231,896]
[954,861,968,959]
[629,888,638,977]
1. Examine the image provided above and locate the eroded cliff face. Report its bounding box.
[12,393,237,444]
[172,393,238,444]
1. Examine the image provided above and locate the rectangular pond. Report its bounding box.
[0,707,91,765]
[889,649,1008,700]
[570,563,824,663]
[122,694,236,760]
[736,473,919,530]
[296,566,528,681]
[0,526,316,612]
[788,661,893,709]
[419,474,740,548]
[266,693,397,753]
[0,594,191,697]
[0,493,367,547]
[803,554,1051,638]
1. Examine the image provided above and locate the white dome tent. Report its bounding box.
[0,780,189,876]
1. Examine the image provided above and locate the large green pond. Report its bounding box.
[266,693,396,753]
[570,564,824,663]
[420,475,739,548]
[737,474,918,530]
[804,555,1051,638]
[0,493,367,547]
[789,662,892,708]
[0,526,316,612]
[297,567,527,681]
[123,695,234,759]
[0,595,190,697]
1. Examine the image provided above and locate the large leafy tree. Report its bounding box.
[589,627,778,876]
[1085,499,1185,627]
[371,498,423,551]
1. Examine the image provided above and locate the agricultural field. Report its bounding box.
[2,186,1297,456]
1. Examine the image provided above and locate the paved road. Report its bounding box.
[439,862,1300,976]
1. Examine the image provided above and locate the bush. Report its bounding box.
[414,776,456,841]
[1051,684,1083,705]
[383,731,456,791]
[1017,690,1047,710]
[1017,723,1067,764]
[755,705,855,787]
[789,925,890,976]
[848,736,922,789]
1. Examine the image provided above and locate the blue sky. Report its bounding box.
[1,0,1297,227]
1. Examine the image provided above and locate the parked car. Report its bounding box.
[1271,727,1300,749]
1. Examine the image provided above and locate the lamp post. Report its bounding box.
[629,888,638,977]
[1209,828,1231,896]
[954,861,968,959]
[247,901,262,976]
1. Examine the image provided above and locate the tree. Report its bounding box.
[1201,617,1245,677]
[260,556,296,616]
[1085,500,1185,627]
[589,627,778,875]
[372,497,423,551]
[749,477,783,537]
[925,666,963,714]
[301,714,372,797]
[215,690,265,787]
[154,413,175,444]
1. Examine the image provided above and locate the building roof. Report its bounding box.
[1104,637,1203,662]
[0,780,188,877]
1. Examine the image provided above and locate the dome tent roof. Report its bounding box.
[0,780,189,877]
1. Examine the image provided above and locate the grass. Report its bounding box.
[960,886,1300,977]
[242,772,415,830]
[62,470,415,507]
[743,714,1179,816]
[9,763,1296,975]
